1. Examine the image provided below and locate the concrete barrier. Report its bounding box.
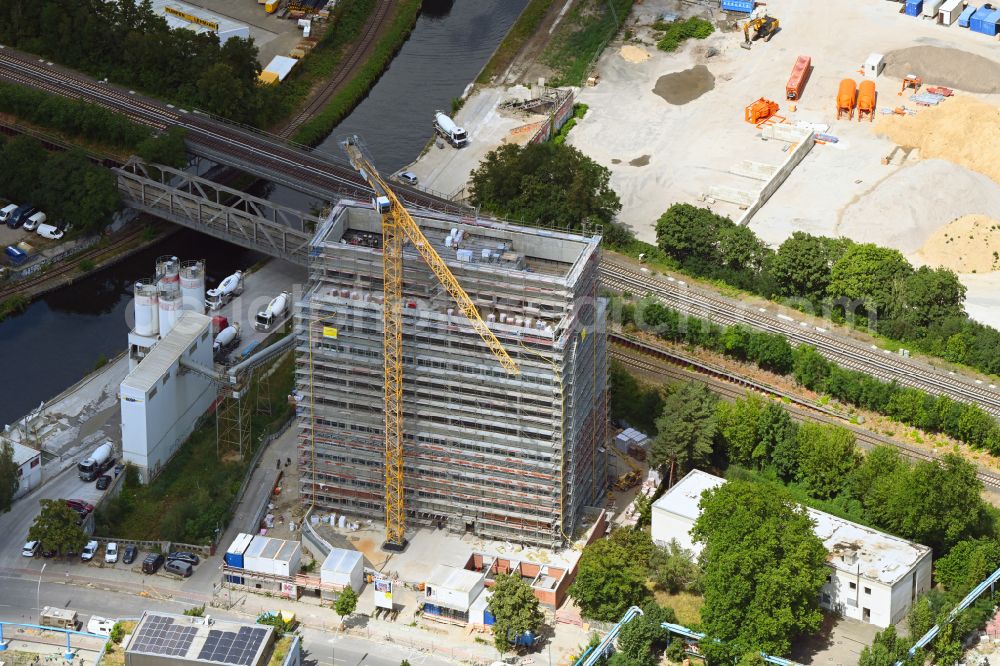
[707,185,757,207]
[730,160,779,181]
[737,129,815,226]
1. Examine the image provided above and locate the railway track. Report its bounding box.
[279,0,394,139]
[0,223,159,301]
[0,45,467,216]
[609,331,1000,491]
[601,260,1000,419]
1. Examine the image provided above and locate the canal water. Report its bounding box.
[0,0,528,425]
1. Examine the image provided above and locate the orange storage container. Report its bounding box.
[786,55,811,100]
[836,79,857,119]
[857,80,876,122]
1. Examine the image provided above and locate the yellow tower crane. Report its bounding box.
[340,136,521,550]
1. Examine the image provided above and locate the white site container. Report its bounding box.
[939,0,965,24]
[923,0,946,17]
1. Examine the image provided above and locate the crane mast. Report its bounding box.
[340,136,519,549]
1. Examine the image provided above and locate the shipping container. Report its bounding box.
[786,55,812,100]
[720,0,754,12]
[959,4,977,26]
[923,0,946,16]
[939,0,966,24]
[905,0,924,15]
[864,53,885,79]
[985,7,1000,33]
[970,5,996,31]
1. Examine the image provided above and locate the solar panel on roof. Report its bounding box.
[197,627,267,665]
[132,616,198,656]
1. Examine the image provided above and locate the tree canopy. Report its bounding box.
[828,243,913,318]
[487,572,544,654]
[0,442,19,513]
[28,499,87,555]
[794,423,858,500]
[470,142,621,231]
[650,381,718,472]
[568,537,650,621]
[334,587,357,621]
[692,481,827,660]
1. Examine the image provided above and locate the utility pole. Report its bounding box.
[36,562,46,621]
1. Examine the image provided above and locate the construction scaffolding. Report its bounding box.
[295,202,609,548]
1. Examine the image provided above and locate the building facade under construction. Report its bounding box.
[295,201,608,548]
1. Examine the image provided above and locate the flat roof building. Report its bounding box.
[651,470,932,627]
[120,311,215,483]
[124,611,299,666]
[423,565,486,624]
[296,202,609,548]
[149,0,251,44]
[10,441,41,500]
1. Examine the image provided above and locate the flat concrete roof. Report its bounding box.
[321,547,363,574]
[148,0,250,38]
[121,311,211,394]
[655,470,931,586]
[426,564,483,594]
[11,441,40,466]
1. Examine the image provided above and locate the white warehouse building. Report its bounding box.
[652,470,932,628]
[120,310,215,483]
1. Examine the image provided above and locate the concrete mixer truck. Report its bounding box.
[206,271,244,311]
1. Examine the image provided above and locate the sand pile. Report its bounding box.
[875,96,1000,186]
[838,159,1000,254]
[884,46,1000,93]
[620,45,651,63]
[916,215,1000,273]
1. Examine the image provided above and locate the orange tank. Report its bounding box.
[857,80,876,122]
[836,79,857,119]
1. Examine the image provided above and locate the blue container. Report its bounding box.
[224,574,244,584]
[224,552,245,568]
[4,246,27,266]
[484,611,496,626]
[423,603,441,616]
[720,0,754,13]
[970,5,992,31]
[959,4,978,26]
[984,8,1000,34]
[905,0,924,16]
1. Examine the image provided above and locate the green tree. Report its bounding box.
[0,441,18,513]
[858,626,908,666]
[717,225,772,274]
[655,203,731,264]
[649,539,700,594]
[893,266,966,330]
[769,232,852,302]
[934,538,1000,594]
[470,142,621,230]
[716,394,796,470]
[615,608,674,666]
[568,538,650,621]
[828,243,913,317]
[795,423,859,499]
[791,344,832,390]
[334,587,358,624]
[487,572,544,655]
[692,481,827,660]
[650,382,718,472]
[846,446,904,525]
[28,499,86,555]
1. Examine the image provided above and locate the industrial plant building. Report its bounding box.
[295,202,608,548]
[149,0,250,44]
[652,470,933,628]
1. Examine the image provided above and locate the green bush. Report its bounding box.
[655,17,715,52]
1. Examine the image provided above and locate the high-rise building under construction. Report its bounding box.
[296,202,608,548]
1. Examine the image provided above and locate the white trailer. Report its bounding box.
[923,0,947,18]
[939,0,965,24]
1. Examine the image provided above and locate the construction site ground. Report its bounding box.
[561,0,1000,328]
[174,0,306,64]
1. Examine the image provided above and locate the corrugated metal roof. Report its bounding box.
[121,311,211,393]
[426,564,483,594]
[321,547,363,574]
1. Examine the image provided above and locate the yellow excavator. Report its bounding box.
[741,14,779,49]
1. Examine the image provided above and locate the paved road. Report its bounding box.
[0,577,456,666]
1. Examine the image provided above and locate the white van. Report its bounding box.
[23,211,46,232]
[36,223,64,240]
[0,204,17,223]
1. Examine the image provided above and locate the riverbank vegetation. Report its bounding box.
[543,0,634,87]
[293,0,422,145]
[94,351,294,544]
[476,0,558,84]
[0,136,120,233]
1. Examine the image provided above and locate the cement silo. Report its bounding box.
[158,278,183,337]
[133,279,160,337]
[156,255,180,286]
[180,260,206,312]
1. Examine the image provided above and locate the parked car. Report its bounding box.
[114,463,125,477]
[42,548,57,558]
[167,551,200,566]
[22,540,40,557]
[96,474,112,490]
[81,541,99,562]
[36,223,64,240]
[7,204,36,229]
[105,542,119,564]
[66,499,94,514]
[0,203,17,223]
[22,211,46,232]
[122,545,138,565]
[398,171,418,185]
[164,559,193,578]
[87,617,115,637]
[142,553,164,574]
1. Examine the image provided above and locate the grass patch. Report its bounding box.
[551,103,588,145]
[653,589,704,625]
[267,636,295,666]
[0,294,29,321]
[653,16,714,52]
[542,0,634,87]
[94,353,295,544]
[293,0,422,145]
[476,0,558,84]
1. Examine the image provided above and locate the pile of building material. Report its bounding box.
[614,428,649,456]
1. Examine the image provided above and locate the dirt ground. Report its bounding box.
[564,0,1000,328]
